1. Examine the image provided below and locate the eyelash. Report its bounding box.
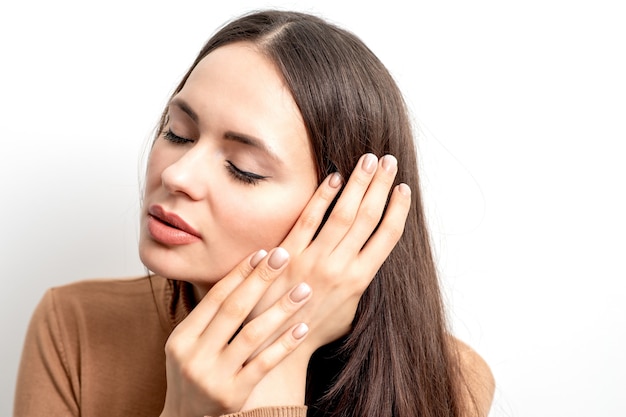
[163,129,267,186]
[225,161,267,185]
[163,129,193,144]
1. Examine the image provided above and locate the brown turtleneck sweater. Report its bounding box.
[14,276,307,417]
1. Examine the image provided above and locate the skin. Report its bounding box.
[139,42,493,416]
[139,42,319,293]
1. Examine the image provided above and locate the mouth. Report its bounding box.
[147,205,201,245]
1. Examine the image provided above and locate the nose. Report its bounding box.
[160,145,210,201]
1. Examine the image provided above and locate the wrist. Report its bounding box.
[241,350,312,410]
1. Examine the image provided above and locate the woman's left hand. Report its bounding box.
[250,153,411,355]
[240,154,410,411]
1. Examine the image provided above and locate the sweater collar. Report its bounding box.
[149,275,197,331]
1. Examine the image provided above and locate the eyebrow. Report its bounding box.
[223,132,282,165]
[169,97,283,165]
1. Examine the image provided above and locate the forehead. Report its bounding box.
[174,42,313,166]
[183,44,304,131]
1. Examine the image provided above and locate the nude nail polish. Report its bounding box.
[289,283,311,303]
[362,154,377,174]
[268,247,289,270]
[250,250,268,268]
[381,154,397,172]
[292,323,309,340]
[329,172,342,188]
[398,183,411,196]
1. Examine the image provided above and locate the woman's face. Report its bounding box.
[139,42,318,292]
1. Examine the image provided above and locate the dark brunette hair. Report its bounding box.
[157,10,469,417]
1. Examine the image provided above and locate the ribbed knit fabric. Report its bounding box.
[14,275,307,417]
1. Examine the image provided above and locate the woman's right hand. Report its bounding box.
[159,248,312,417]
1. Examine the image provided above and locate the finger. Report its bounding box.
[334,154,398,257]
[358,183,411,267]
[236,322,309,388]
[222,282,312,366]
[172,249,268,337]
[280,172,343,253]
[198,247,291,347]
[314,153,379,250]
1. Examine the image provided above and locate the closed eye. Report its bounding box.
[163,129,193,144]
[225,161,268,185]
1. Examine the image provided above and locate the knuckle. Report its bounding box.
[164,333,186,358]
[344,274,361,291]
[280,334,298,352]
[360,204,381,225]
[352,173,371,188]
[318,267,342,288]
[282,295,296,313]
[384,223,404,243]
[330,206,355,227]
[206,284,230,305]
[277,295,297,314]
[221,299,248,319]
[320,183,340,202]
[255,266,276,283]
[298,212,320,231]
[353,274,373,294]
[239,322,263,346]
[254,353,275,373]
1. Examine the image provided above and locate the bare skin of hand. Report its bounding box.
[160,154,411,415]
[242,153,411,409]
[254,153,410,351]
[159,248,313,417]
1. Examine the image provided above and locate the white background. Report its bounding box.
[1,1,625,416]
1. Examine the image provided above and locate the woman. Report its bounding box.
[14,10,494,417]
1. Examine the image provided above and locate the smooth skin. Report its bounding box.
[160,248,311,417]
[159,154,411,416]
[140,42,494,417]
[139,43,319,288]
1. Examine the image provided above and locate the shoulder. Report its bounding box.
[47,275,165,309]
[49,275,159,299]
[41,275,167,332]
[452,337,495,417]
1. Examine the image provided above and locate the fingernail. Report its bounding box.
[398,183,411,196]
[381,155,397,172]
[289,283,311,303]
[329,172,342,188]
[361,154,377,174]
[292,323,309,340]
[249,249,268,268]
[268,247,289,270]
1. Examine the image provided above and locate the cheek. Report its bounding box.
[217,186,314,250]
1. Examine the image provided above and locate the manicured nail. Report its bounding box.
[289,283,311,303]
[292,323,309,340]
[249,250,268,268]
[329,172,342,188]
[398,183,411,196]
[381,154,397,172]
[268,247,289,270]
[361,153,377,174]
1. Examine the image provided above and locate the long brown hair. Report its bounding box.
[157,10,467,417]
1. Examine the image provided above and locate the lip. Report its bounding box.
[147,205,201,245]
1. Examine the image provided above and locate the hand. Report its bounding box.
[240,154,410,410]
[159,248,312,417]
[251,153,411,355]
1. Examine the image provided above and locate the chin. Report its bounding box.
[138,242,228,287]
